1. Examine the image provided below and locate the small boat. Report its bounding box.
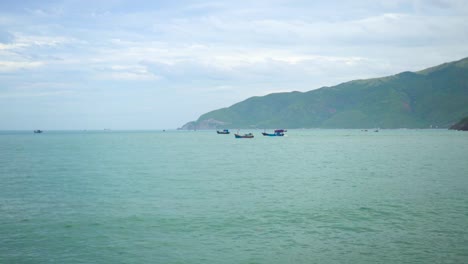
[217,129,230,134]
[234,133,254,138]
[262,129,286,136]
[262,132,284,136]
[33,130,43,133]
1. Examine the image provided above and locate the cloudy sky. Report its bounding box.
[1,0,467,129]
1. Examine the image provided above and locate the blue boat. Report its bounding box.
[217,129,230,134]
[262,129,286,136]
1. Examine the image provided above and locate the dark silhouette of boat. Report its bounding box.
[34,130,43,133]
[262,129,286,136]
[217,129,230,134]
[234,133,254,138]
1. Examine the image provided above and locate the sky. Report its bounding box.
[1,0,467,130]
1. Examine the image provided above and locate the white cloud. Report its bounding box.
[95,71,160,81]
[15,35,74,47]
[0,61,44,72]
[0,90,73,99]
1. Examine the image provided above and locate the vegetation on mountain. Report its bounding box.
[182,57,468,129]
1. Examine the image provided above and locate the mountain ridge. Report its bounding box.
[181,57,468,129]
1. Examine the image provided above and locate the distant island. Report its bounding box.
[449,116,468,131]
[181,57,468,130]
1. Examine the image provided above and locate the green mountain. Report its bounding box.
[182,57,468,129]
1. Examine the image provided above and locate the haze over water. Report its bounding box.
[1,129,467,263]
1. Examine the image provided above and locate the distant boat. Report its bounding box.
[217,129,230,134]
[262,129,286,136]
[234,133,254,138]
[33,130,43,133]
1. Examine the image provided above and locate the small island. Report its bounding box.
[449,116,468,131]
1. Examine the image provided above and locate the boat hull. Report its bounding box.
[235,134,254,138]
[262,132,284,136]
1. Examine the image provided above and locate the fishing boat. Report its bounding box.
[217,129,230,134]
[234,133,254,138]
[262,132,284,136]
[33,130,43,133]
[262,129,286,136]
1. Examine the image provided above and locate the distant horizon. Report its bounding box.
[0,127,451,131]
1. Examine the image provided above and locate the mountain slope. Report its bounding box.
[449,116,468,131]
[182,57,468,129]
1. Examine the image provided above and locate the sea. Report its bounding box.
[1,129,467,264]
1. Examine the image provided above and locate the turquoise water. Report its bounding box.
[1,129,468,263]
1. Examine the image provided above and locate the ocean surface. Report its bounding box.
[1,129,467,264]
